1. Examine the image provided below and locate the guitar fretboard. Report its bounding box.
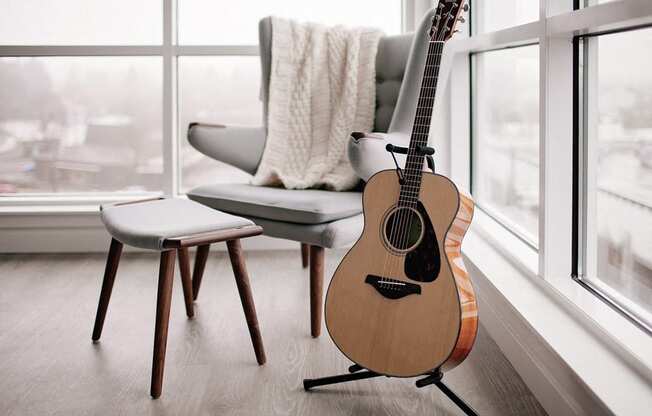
[398,40,444,208]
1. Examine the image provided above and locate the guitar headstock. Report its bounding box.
[429,0,469,42]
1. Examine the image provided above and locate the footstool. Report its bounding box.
[91,197,266,398]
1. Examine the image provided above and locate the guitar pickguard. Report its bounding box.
[404,201,440,282]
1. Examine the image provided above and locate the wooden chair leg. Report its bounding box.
[309,245,325,338]
[301,243,309,269]
[226,239,266,365]
[192,244,210,301]
[151,250,176,399]
[177,248,194,318]
[92,238,123,342]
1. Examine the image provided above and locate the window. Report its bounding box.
[0,0,405,198]
[471,0,539,34]
[0,57,163,194]
[472,45,540,245]
[451,0,652,357]
[178,57,260,191]
[179,0,402,45]
[0,0,162,45]
[577,27,652,330]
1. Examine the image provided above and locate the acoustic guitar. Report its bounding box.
[324,0,476,378]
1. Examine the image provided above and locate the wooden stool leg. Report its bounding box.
[309,246,325,338]
[226,239,266,365]
[177,248,194,318]
[151,250,176,399]
[192,244,210,300]
[92,238,123,342]
[301,243,309,269]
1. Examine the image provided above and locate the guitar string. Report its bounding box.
[390,40,443,282]
[380,7,453,289]
[383,37,442,286]
[393,42,438,259]
[377,32,440,289]
[391,42,438,274]
[396,22,449,260]
[389,20,448,284]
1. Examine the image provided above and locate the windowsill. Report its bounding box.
[0,192,163,213]
[464,212,652,415]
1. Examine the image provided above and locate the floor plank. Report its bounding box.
[0,250,547,416]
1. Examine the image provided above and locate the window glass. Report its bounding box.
[179,0,402,45]
[472,45,540,243]
[0,0,162,45]
[178,57,260,192]
[472,0,539,34]
[0,57,163,194]
[582,28,652,323]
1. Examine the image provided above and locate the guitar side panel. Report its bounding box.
[441,191,478,372]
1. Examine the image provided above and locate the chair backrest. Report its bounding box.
[257,17,420,133]
[386,9,436,136]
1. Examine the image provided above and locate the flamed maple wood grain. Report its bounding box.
[441,191,477,372]
[325,170,477,377]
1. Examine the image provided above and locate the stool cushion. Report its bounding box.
[187,183,362,225]
[100,198,254,250]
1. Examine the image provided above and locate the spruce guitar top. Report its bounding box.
[324,0,476,377]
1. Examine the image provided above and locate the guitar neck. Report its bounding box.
[398,40,445,207]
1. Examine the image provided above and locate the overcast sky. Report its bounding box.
[0,0,401,45]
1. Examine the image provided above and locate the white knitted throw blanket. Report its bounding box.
[252,17,383,191]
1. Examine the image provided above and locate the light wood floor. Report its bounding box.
[0,250,547,416]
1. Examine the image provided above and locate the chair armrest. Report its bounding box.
[347,132,409,182]
[187,123,266,175]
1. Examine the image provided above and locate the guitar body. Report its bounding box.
[325,170,477,377]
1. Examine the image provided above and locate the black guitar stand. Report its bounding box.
[385,143,437,179]
[303,364,479,416]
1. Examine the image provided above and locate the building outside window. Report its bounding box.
[578,26,652,329]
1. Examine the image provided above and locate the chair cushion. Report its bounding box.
[248,213,363,248]
[100,198,254,250]
[187,183,362,225]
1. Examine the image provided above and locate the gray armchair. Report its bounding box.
[186,12,434,337]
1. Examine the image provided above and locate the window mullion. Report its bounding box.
[582,36,599,279]
[162,0,178,197]
[539,1,574,280]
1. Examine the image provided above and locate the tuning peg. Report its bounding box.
[457,17,466,23]
[463,4,470,12]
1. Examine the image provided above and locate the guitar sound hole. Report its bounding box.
[383,206,424,252]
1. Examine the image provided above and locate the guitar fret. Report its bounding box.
[393,39,444,200]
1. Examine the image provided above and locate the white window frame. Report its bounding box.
[447,0,652,365]
[575,28,652,334]
[0,0,414,208]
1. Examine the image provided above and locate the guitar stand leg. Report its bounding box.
[348,364,364,373]
[304,366,479,416]
[416,369,479,416]
[303,370,383,391]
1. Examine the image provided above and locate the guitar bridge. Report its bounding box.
[365,275,421,300]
